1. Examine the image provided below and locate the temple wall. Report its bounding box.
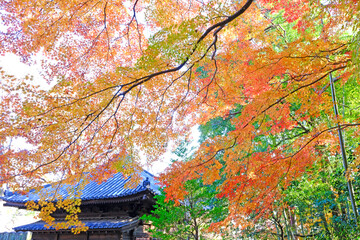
[88,233,120,240]
[31,233,122,240]
[31,233,58,240]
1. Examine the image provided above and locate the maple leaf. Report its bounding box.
[0,0,359,233]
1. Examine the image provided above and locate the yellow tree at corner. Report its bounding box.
[0,0,359,230]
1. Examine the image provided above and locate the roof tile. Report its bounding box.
[14,218,139,231]
[2,170,159,203]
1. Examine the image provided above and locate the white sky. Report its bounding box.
[0,53,49,88]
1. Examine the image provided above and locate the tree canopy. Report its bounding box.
[0,0,360,232]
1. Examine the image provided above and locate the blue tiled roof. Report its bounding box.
[14,218,139,231]
[2,170,159,204]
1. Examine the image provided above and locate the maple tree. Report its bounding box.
[0,0,360,233]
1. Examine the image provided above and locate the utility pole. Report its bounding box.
[329,72,358,221]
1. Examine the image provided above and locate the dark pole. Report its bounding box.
[329,72,358,221]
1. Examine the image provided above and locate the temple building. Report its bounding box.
[1,170,159,240]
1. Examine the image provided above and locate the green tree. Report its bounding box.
[142,180,227,240]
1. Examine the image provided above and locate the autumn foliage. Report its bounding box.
[0,0,359,231]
